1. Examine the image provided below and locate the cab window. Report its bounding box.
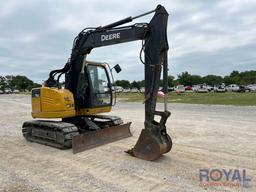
[87,65,111,106]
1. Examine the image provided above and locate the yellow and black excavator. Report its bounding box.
[22,4,172,161]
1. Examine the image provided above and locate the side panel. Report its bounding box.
[76,106,112,116]
[31,87,76,118]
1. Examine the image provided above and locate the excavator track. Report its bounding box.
[22,120,79,149]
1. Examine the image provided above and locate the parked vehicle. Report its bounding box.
[192,85,199,92]
[174,85,185,93]
[4,88,12,94]
[214,85,226,93]
[140,87,145,93]
[247,84,256,92]
[0,90,3,94]
[237,85,246,93]
[13,89,20,94]
[195,84,208,93]
[130,88,139,93]
[113,86,123,93]
[226,84,239,92]
[185,86,192,91]
[206,85,214,92]
[123,88,131,93]
[168,87,174,92]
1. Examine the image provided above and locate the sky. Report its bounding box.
[0,0,256,83]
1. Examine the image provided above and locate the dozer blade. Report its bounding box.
[126,129,172,161]
[72,122,132,154]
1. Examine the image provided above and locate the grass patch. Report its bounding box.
[117,92,256,106]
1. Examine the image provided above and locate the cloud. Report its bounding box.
[0,0,256,82]
[171,43,256,77]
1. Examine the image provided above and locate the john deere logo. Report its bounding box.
[101,33,120,41]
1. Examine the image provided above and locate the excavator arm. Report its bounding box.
[46,4,172,160]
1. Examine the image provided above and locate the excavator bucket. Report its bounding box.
[72,122,132,154]
[126,129,172,161]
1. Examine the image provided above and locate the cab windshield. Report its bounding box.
[87,65,112,106]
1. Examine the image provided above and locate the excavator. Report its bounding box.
[22,4,172,161]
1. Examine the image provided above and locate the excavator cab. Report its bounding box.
[76,62,113,110]
[30,61,114,119]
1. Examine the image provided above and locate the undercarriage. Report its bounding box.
[22,115,132,151]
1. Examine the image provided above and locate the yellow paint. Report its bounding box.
[32,97,41,113]
[76,106,112,116]
[31,87,75,118]
[31,86,111,118]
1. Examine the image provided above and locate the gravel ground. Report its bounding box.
[0,94,255,192]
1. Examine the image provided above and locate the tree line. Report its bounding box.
[114,70,256,89]
[0,75,41,92]
[1,70,255,92]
